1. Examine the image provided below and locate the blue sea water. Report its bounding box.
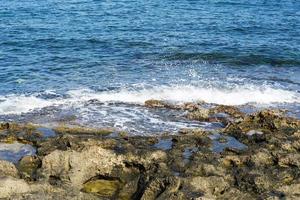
[0,0,299,134]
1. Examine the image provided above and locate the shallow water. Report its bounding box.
[0,0,299,134]
[209,133,247,153]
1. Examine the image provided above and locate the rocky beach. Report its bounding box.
[1,1,299,199]
[0,101,299,199]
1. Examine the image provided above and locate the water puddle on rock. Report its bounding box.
[153,138,173,150]
[183,147,198,163]
[36,127,56,137]
[209,133,247,153]
[0,142,36,163]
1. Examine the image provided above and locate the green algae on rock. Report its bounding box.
[82,179,122,198]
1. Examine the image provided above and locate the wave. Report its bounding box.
[0,85,299,115]
[163,52,300,66]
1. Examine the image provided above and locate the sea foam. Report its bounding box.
[0,85,299,115]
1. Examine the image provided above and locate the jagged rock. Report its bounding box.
[186,107,210,121]
[140,177,181,200]
[220,188,254,200]
[0,160,19,178]
[250,149,274,166]
[210,105,245,119]
[188,176,230,196]
[41,146,124,188]
[278,183,300,199]
[181,102,201,111]
[222,155,248,168]
[224,110,300,138]
[278,153,300,168]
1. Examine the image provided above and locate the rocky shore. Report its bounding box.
[0,100,299,199]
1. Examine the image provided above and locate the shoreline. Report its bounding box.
[0,102,299,199]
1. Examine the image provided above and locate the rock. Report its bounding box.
[82,179,122,198]
[186,107,210,121]
[253,174,274,191]
[210,105,245,119]
[145,99,166,108]
[220,188,254,200]
[41,146,124,188]
[293,130,300,138]
[278,153,300,168]
[0,160,19,178]
[0,176,31,198]
[278,183,300,199]
[186,163,226,177]
[189,176,230,196]
[225,109,300,135]
[140,177,181,200]
[0,122,10,130]
[18,155,41,180]
[181,102,200,111]
[250,150,274,166]
[222,155,247,168]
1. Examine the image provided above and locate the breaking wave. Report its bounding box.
[0,85,299,115]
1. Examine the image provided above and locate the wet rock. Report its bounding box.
[186,107,210,121]
[54,125,113,136]
[178,128,207,136]
[210,105,245,119]
[18,155,41,180]
[82,178,122,198]
[145,99,166,108]
[181,102,201,111]
[0,176,31,198]
[247,110,298,133]
[0,160,19,178]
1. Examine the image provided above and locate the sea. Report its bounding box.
[0,0,299,135]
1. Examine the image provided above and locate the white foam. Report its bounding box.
[0,85,299,115]
[0,95,58,115]
[67,85,300,105]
